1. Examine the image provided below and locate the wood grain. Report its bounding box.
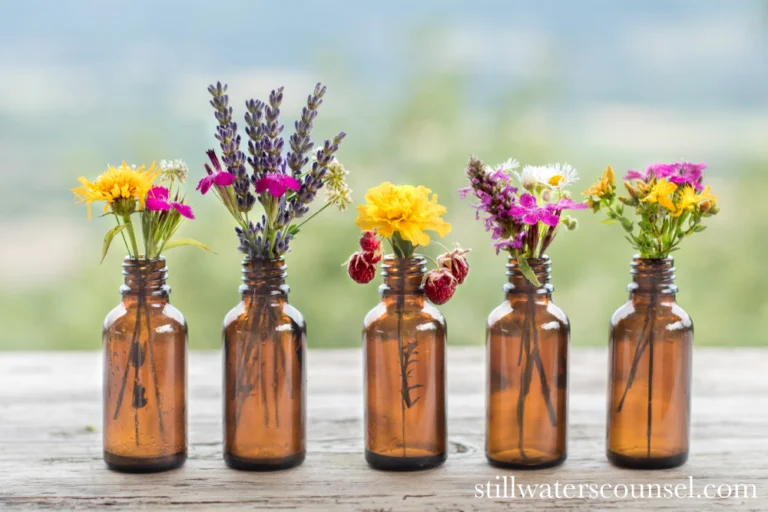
[0,348,765,510]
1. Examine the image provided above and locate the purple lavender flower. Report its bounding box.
[493,232,526,255]
[207,82,345,260]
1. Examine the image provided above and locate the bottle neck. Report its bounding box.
[504,256,553,296]
[121,257,169,299]
[628,256,677,297]
[379,256,426,297]
[240,257,289,297]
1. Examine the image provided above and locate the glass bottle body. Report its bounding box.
[102,257,187,473]
[363,256,447,471]
[486,257,569,469]
[607,257,692,469]
[223,258,306,470]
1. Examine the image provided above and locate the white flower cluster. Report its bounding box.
[159,159,189,184]
[324,157,353,211]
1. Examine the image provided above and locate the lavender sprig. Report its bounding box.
[205,81,346,260]
[208,82,254,212]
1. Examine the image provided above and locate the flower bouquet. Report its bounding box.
[72,159,204,472]
[585,162,719,468]
[199,81,348,470]
[347,182,470,470]
[460,155,584,468]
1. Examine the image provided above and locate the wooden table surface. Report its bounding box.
[0,348,766,511]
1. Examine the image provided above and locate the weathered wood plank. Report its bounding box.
[0,349,765,510]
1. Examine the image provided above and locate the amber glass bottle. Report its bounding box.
[363,256,447,471]
[223,258,306,470]
[607,256,692,469]
[102,257,187,472]
[486,257,569,469]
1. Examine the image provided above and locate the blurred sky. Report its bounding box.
[0,0,766,348]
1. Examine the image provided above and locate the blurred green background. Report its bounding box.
[1,0,766,350]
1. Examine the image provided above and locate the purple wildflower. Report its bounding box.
[493,232,526,255]
[668,162,706,191]
[551,197,589,211]
[508,193,560,227]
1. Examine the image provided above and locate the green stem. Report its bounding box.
[114,215,132,257]
[294,201,332,231]
[122,214,140,259]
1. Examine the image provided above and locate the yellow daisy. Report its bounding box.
[355,182,451,246]
[672,185,717,217]
[640,178,676,212]
[73,162,160,219]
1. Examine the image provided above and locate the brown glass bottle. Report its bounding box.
[223,258,306,470]
[607,256,692,469]
[363,256,447,471]
[486,257,569,469]
[102,257,187,472]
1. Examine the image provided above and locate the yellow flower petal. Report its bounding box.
[354,182,451,247]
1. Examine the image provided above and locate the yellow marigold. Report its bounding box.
[583,165,615,198]
[355,182,451,246]
[72,162,160,219]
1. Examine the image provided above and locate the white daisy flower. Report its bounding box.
[516,162,579,191]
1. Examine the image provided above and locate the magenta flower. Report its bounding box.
[508,193,559,226]
[254,173,301,198]
[145,186,195,219]
[552,197,588,211]
[624,162,677,182]
[668,162,706,191]
[197,149,237,195]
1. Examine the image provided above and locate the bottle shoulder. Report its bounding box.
[363,300,446,330]
[223,297,305,332]
[487,295,569,329]
[103,299,186,333]
[611,296,693,330]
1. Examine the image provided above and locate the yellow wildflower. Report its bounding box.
[583,165,615,198]
[640,178,676,212]
[73,162,160,219]
[672,185,717,217]
[355,182,451,246]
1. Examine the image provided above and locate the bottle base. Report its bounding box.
[224,451,305,471]
[365,450,446,471]
[487,453,566,470]
[607,450,688,469]
[104,451,187,473]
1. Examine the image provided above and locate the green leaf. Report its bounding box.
[287,224,301,236]
[518,256,542,288]
[693,225,707,233]
[162,238,216,254]
[101,224,127,264]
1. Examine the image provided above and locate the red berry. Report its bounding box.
[437,245,471,284]
[359,230,380,253]
[362,249,382,265]
[347,252,377,284]
[424,268,458,305]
